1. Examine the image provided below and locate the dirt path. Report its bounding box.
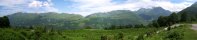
[191,24,197,30]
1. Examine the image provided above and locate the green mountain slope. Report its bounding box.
[178,2,197,22]
[85,10,145,29]
[8,12,83,29]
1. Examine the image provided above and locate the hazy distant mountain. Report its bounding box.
[136,7,171,21]
[7,12,83,29]
[85,10,145,29]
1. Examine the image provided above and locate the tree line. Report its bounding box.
[0,16,10,28]
[106,12,197,29]
[149,12,197,28]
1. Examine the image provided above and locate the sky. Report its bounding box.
[0,0,196,16]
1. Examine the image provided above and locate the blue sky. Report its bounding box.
[0,0,197,16]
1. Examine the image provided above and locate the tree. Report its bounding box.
[0,16,10,28]
[180,12,190,22]
[151,20,160,28]
[136,34,144,40]
[157,16,168,27]
[116,33,124,40]
[164,31,183,40]
[101,35,107,40]
[168,12,180,25]
[85,26,92,29]
[134,24,145,28]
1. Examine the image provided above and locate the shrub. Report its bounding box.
[164,31,183,40]
[101,35,107,40]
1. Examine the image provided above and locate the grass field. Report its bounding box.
[0,28,159,40]
[1,25,197,40]
[61,28,158,40]
[146,24,197,40]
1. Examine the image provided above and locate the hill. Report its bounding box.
[178,2,197,22]
[136,7,171,21]
[7,12,83,29]
[85,10,145,29]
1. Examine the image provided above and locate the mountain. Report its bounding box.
[178,2,197,22]
[179,2,197,15]
[7,12,83,29]
[85,10,145,29]
[6,7,173,29]
[136,7,171,21]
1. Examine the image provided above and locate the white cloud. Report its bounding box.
[28,0,53,8]
[0,0,33,16]
[0,0,31,7]
[0,0,59,16]
[156,1,193,11]
[28,0,58,12]
[64,0,114,16]
[28,1,43,8]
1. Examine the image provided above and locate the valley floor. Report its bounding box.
[0,28,159,40]
[1,24,197,40]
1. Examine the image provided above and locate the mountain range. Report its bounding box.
[7,2,197,29]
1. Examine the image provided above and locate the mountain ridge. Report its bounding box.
[136,7,171,21]
[7,7,172,29]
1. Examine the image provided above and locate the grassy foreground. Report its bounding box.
[0,28,158,40]
[146,24,197,40]
[1,24,197,40]
[62,28,160,40]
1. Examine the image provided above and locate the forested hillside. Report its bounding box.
[148,2,197,27]
[8,10,145,29]
[85,10,145,29]
[178,2,197,22]
[7,7,171,29]
[8,12,84,29]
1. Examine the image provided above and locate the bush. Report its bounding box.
[0,16,10,28]
[164,31,183,40]
[116,33,124,40]
[136,34,144,40]
[101,35,107,40]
